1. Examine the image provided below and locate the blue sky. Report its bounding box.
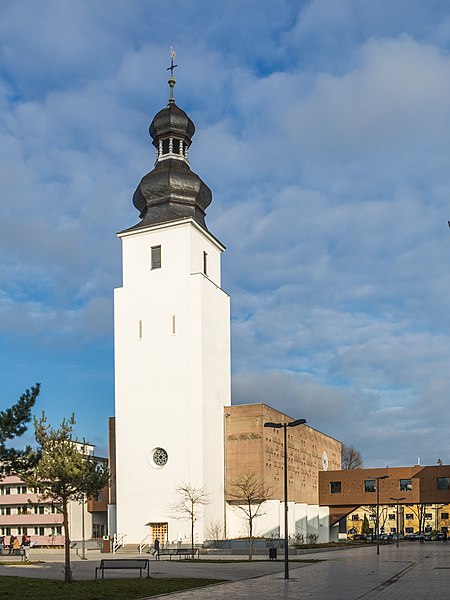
[1,0,450,467]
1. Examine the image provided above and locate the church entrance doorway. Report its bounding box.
[149,522,168,546]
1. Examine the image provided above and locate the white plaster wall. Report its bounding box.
[114,219,230,544]
[67,500,92,541]
[225,500,331,543]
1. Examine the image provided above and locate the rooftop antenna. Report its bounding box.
[167,46,177,104]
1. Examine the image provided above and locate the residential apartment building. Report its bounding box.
[346,503,450,535]
[0,444,108,546]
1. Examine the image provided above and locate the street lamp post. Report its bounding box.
[390,497,405,547]
[375,475,389,555]
[81,493,87,560]
[264,418,306,580]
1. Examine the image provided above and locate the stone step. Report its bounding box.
[113,543,151,555]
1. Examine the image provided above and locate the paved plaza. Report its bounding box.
[0,543,449,599]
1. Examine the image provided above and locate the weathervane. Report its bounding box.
[167,47,177,103]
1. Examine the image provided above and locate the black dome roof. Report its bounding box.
[133,158,212,228]
[125,96,212,233]
[149,102,195,145]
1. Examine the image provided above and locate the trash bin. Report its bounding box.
[269,547,277,560]
[101,536,112,553]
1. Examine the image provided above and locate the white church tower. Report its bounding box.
[113,64,231,545]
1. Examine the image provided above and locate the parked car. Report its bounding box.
[404,533,430,541]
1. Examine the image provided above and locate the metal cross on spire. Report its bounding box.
[167,47,178,77]
[167,47,177,103]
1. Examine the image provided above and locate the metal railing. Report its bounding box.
[139,534,151,555]
[112,533,126,554]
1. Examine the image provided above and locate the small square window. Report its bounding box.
[330,481,341,494]
[400,479,412,492]
[405,527,414,533]
[425,513,432,520]
[364,480,376,493]
[440,512,449,520]
[388,514,395,520]
[437,477,450,490]
[405,513,414,520]
[151,245,162,270]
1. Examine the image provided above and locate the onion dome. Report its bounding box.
[129,57,212,231]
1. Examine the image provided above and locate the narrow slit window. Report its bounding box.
[203,251,208,276]
[172,315,176,335]
[151,245,161,269]
[139,320,143,339]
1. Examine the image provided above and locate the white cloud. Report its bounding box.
[1,0,450,466]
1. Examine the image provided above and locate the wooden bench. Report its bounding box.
[95,558,150,579]
[2,548,25,560]
[156,548,199,560]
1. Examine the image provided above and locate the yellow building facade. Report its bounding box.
[346,504,450,535]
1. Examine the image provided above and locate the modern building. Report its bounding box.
[225,404,341,542]
[319,465,450,530]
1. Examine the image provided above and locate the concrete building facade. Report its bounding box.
[224,404,342,542]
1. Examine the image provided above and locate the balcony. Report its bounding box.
[0,513,63,526]
[0,493,40,506]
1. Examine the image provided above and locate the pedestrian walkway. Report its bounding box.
[1,543,449,598]
[142,544,450,600]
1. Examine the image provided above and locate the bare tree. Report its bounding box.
[170,483,209,558]
[406,503,427,534]
[368,505,389,534]
[341,444,363,469]
[227,473,272,561]
[205,520,226,548]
